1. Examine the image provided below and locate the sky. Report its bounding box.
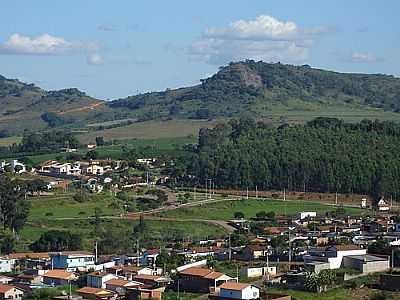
[0,0,399,100]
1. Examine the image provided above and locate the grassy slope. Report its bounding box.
[161,198,365,220]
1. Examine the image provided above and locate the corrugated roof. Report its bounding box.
[43,270,74,280]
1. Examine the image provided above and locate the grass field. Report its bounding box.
[160,198,365,220]
[0,136,22,146]
[77,119,218,143]
[19,191,226,251]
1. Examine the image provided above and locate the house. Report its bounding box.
[300,212,316,220]
[182,247,218,260]
[0,258,12,273]
[76,287,116,300]
[87,271,118,289]
[0,276,13,285]
[131,275,171,288]
[377,197,390,212]
[84,162,104,176]
[239,245,268,261]
[105,279,142,295]
[240,266,276,278]
[126,286,164,300]
[106,266,161,280]
[177,267,236,293]
[218,282,260,300]
[343,255,390,274]
[7,252,51,270]
[142,249,160,266]
[42,270,77,286]
[0,285,24,300]
[50,251,95,271]
[303,245,367,270]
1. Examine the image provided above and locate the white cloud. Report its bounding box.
[190,15,329,65]
[87,53,105,65]
[350,52,382,63]
[0,33,73,55]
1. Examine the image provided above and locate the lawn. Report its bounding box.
[27,192,123,221]
[77,119,217,143]
[0,136,22,146]
[161,198,365,220]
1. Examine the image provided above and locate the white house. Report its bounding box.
[0,258,12,273]
[87,271,118,289]
[303,245,367,270]
[377,198,390,212]
[240,266,276,278]
[300,212,316,220]
[219,282,260,300]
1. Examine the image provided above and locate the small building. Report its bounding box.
[343,255,390,274]
[87,271,117,289]
[304,261,331,274]
[218,282,260,300]
[76,287,116,300]
[42,270,77,286]
[0,276,13,285]
[361,198,368,209]
[240,266,276,278]
[0,258,12,273]
[0,285,24,300]
[377,197,390,212]
[239,245,268,261]
[300,212,316,220]
[50,251,95,271]
[105,279,142,295]
[178,267,236,293]
[126,286,164,300]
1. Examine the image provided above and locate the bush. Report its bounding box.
[73,190,89,202]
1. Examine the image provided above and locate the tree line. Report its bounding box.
[173,117,400,199]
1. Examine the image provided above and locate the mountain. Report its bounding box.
[109,60,400,120]
[1,60,400,136]
[0,76,113,135]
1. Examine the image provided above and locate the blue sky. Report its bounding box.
[0,0,399,99]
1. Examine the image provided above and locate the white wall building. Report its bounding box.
[219,282,260,300]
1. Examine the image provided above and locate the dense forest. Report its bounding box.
[174,117,400,198]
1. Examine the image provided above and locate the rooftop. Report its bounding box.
[219,282,252,291]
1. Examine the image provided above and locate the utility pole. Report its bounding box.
[335,191,338,206]
[283,188,286,201]
[95,241,98,264]
[246,187,249,199]
[288,229,292,271]
[205,179,208,200]
[194,186,196,202]
[228,234,232,261]
[255,186,258,199]
[136,239,140,267]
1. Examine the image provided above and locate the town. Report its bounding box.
[0,146,399,300]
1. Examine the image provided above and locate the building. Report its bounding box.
[0,285,24,300]
[84,162,104,176]
[42,270,77,286]
[50,251,95,271]
[300,212,316,220]
[87,271,117,289]
[240,266,276,278]
[377,198,390,212]
[303,245,367,270]
[343,255,390,273]
[0,276,13,285]
[0,258,12,273]
[104,279,142,295]
[218,282,260,300]
[178,267,236,293]
[239,245,268,261]
[126,286,164,300]
[76,287,116,300]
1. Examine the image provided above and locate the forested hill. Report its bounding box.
[109,60,400,119]
[174,117,400,198]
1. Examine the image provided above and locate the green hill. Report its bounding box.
[109,60,400,120]
[1,60,400,136]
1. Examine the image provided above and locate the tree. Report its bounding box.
[234,211,245,219]
[30,230,82,252]
[116,191,129,201]
[0,175,30,233]
[85,150,98,160]
[95,136,105,147]
[0,230,15,254]
[256,211,267,219]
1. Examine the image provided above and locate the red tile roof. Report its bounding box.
[43,270,75,280]
[0,284,20,293]
[219,282,251,291]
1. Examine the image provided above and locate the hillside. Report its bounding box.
[1,61,400,136]
[109,61,400,120]
[0,76,114,135]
